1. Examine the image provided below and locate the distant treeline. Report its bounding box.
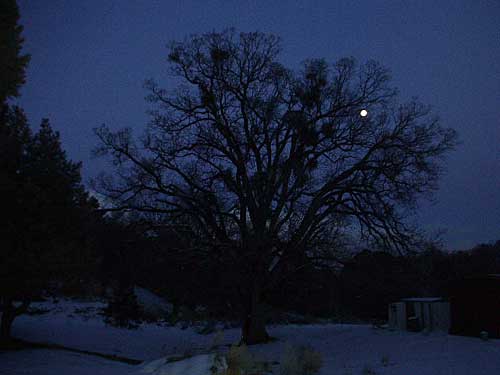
[87,224,500,322]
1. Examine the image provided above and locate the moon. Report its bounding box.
[360,109,368,117]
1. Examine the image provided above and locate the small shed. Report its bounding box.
[388,297,450,333]
[449,274,500,338]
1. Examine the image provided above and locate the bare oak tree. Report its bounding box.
[95,30,456,344]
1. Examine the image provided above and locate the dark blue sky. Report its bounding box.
[16,1,500,250]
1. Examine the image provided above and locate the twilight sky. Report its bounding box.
[16,0,500,250]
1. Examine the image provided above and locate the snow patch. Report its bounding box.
[134,286,173,319]
[139,353,226,375]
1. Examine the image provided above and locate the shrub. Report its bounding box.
[103,286,142,328]
[280,344,322,375]
[362,364,377,375]
[215,344,268,375]
[380,355,390,367]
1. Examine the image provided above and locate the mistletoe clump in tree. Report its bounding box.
[95,30,456,344]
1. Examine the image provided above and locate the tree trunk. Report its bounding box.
[240,285,270,345]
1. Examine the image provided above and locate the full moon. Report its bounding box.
[360,109,368,117]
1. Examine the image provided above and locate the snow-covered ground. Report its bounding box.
[1,299,500,374]
[9,299,236,361]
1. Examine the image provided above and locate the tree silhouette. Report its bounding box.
[95,30,457,343]
[0,0,30,105]
[0,113,98,343]
[0,106,32,342]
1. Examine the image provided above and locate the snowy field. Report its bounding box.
[1,299,500,375]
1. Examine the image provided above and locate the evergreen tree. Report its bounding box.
[0,0,30,105]
[0,115,98,343]
[0,105,36,342]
